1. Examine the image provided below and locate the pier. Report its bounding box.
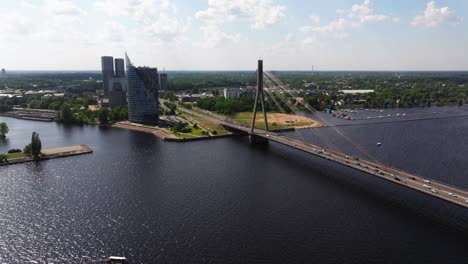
[0,145,93,166]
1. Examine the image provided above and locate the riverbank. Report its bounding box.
[112,121,238,142]
[0,145,93,166]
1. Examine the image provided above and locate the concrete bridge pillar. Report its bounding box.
[249,134,269,145]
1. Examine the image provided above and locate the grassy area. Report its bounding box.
[164,125,208,139]
[5,152,28,160]
[232,112,321,130]
[179,112,230,136]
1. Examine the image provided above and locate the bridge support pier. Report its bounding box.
[249,134,269,145]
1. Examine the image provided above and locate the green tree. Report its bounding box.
[60,103,73,123]
[0,154,7,163]
[98,108,109,124]
[0,122,8,138]
[31,132,42,158]
[24,144,32,155]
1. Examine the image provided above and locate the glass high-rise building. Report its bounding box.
[125,54,159,124]
[101,56,114,96]
[114,58,125,78]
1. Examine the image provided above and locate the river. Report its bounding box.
[0,106,467,263]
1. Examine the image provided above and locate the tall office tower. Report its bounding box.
[101,56,114,96]
[109,76,127,108]
[1,68,6,77]
[114,58,125,77]
[125,54,159,124]
[160,73,168,91]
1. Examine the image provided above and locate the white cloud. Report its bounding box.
[200,25,241,48]
[94,0,188,42]
[349,0,387,23]
[0,14,34,38]
[309,15,320,23]
[44,0,85,17]
[98,22,127,43]
[301,36,318,48]
[302,0,395,36]
[41,0,88,42]
[196,0,286,47]
[412,1,462,28]
[20,0,37,9]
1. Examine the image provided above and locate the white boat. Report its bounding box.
[107,256,127,263]
[376,142,382,146]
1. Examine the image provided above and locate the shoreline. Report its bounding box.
[0,145,93,166]
[112,121,239,141]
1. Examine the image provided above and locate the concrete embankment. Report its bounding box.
[0,145,93,166]
[112,122,178,140]
[112,121,237,142]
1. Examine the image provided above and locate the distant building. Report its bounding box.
[177,93,212,103]
[101,56,127,107]
[240,87,256,98]
[101,56,114,96]
[108,76,127,108]
[125,54,159,124]
[160,73,168,91]
[115,58,125,78]
[339,89,374,95]
[1,68,6,77]
[224,88,240,99]
[99,98,110,108]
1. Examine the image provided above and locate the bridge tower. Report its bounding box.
[249,60,269,144]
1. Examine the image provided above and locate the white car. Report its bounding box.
[423,184,430,189]
[431,189,438,194]
[423,180,431,184]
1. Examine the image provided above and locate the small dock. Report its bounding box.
[0,145,93,166]
[41,145,93,159]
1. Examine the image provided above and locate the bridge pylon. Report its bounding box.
[249,59,269,145]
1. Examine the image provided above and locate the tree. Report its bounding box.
[24,144,32,155]
[30,132,42,158]
[98,108,109,124]
[0,154,7,163]
[60,103,73,123]
[0,122,8,138]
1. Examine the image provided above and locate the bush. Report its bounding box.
[0,154,7,162]
[212,130,218,135]
[7,149,22,154]
[24,144,32,155]
[180,127,192,133]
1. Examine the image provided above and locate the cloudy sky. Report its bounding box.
[0,0,467,71]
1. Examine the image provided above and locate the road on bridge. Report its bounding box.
[175,104,468,209]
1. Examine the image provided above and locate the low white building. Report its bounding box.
[224,88,240,99]
[340,89,374,95]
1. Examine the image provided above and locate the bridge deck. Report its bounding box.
[176,105,468,209]
[251,129,468,209]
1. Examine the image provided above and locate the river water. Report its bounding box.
[0,106,467,263]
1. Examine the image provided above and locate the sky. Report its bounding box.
[0,0,467,71]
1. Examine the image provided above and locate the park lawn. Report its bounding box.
[164,125,208,139]
[180,112,230,136]
[231,112,322,130]
[5,152,27,160]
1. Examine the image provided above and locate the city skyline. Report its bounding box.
[1,0,467,71]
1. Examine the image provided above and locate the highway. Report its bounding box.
[176,105,468,209]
